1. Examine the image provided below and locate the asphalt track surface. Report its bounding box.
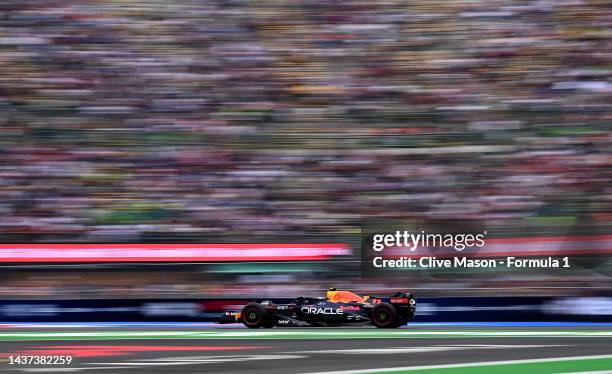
[1,326,612,373]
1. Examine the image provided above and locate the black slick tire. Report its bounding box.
[370,302,398,328]
[241,302,269,328]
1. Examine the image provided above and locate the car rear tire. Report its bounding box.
[241,302,270,328]
[371,302,398,328]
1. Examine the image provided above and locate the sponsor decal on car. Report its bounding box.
[300,306,344,315]
[339,305,360,311]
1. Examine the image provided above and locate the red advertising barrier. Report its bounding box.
[0,243,350,263]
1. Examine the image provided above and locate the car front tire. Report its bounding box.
[241,302,270,328]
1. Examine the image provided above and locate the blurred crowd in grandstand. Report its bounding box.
[0,0,611,297]
[3,267,611,298]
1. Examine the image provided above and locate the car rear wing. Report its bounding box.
[389,292,414,304]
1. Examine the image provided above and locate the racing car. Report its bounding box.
[218,288,416,328]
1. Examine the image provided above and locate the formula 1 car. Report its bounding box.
[218,289,416,328]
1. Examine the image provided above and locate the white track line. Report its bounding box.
[2,330,612,340]
[290,344,563,355]
[7,368,132,372]
[95,354,307,366]
[303,354,612,374]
